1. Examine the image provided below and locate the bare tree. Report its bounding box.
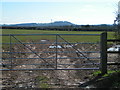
[114,1,120,40]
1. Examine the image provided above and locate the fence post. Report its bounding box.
[100,32,107,74]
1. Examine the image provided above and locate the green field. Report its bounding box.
[2,29,115,43]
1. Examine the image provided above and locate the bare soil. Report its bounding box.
[1,40,119,88]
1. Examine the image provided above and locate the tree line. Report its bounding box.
[1,24,117,31]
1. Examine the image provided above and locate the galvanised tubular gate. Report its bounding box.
[0,32,108,74]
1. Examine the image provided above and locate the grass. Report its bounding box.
[92,70,120,88]
[92,70,117,77]
[35,76,50,88]
[2,29,115,43]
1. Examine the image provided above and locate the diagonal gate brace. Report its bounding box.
[12,35,55,68]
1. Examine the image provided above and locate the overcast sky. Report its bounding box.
[1,0,120,25]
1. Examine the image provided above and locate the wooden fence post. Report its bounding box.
[100,32,107,74]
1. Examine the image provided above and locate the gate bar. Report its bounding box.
[1,34,100,36]
[1,51,100,54]
[0,68,100,71]
[0,63,100,66]
[1,57,100,60]
[1,42,99,45]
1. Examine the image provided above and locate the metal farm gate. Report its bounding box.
[1,32,107,74]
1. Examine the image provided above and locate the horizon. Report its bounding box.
[1,0,120,25]
[1,20,114,25]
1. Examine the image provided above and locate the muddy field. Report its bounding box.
[1,40,119,88]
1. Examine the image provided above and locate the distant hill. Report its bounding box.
[50,21,75,26]
[4,21,76,27]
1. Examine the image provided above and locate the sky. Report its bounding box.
[0,0,120,25]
